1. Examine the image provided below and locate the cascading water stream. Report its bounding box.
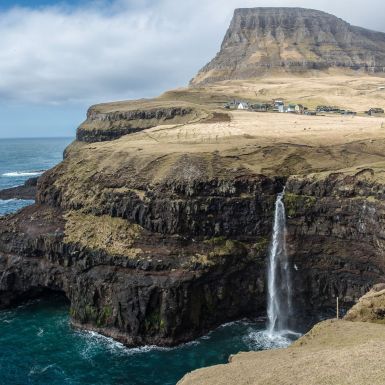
[266,190,294,337]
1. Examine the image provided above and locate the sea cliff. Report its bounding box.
[1,6,385,350]
[1,93,385,346]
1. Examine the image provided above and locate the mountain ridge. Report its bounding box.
[191,7,385,85]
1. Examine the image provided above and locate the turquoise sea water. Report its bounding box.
[0,138,297,385]
[0,137,73,216]
[0,296,295,385]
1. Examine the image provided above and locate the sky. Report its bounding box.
[1,0,385,138]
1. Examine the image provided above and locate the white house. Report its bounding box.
[287,104,297,113]
[238,102,248,110]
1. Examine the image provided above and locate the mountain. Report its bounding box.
[191,7,385,85]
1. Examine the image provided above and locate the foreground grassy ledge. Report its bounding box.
[178,286,385,385]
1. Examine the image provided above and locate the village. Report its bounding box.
[224,99,385,117]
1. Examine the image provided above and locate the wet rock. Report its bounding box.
[0,177,38,200]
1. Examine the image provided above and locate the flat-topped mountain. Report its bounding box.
[191,7,385,85]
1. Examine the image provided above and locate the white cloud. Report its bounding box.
[0,0,384,106]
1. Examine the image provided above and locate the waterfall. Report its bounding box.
[267,191,293,336]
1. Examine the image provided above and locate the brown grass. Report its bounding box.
[345,286,385,324]
[54,73,385,221]
[64,211,143,257]
[178,320,385,385]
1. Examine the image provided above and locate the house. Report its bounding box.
[251,103,270,112]
[295,104,305,114]
[342,110,357,116]
[224,100,245,110]
[237,102,249,110]
[287,104,297,113]
[273,99,284,108]
[272,99,285,112]
[223,100,238,109]
[367,108,384,116]
[316,105,344,113]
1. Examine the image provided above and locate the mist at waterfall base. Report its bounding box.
[0,138,302,385]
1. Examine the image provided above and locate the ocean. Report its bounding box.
[0,138,294,385]
[0,138,73,216]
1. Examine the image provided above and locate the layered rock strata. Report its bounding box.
[191,7,385,85]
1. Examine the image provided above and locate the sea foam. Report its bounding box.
[2,171,44,177]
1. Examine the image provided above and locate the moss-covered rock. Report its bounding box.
[64,211,143,257]
[284,193,316,217]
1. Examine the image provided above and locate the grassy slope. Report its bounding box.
[91,71,385,113]
[178,320,385,385]
[53,73,385,214]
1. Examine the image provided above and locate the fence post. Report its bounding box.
[336,297,339,320]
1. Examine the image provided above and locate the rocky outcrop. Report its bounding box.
[191,8,385,85]
[345,283,385,323]
[77,105,208,143]
[0,177,38,200]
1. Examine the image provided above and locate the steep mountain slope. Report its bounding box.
[191,7,385,85]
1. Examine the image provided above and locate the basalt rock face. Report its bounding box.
[37,172,281,237]
[2,158,385,345]
[77,105,207,143]
[191,7,385,85]
[286,171,385,315]
[0,194,271,346]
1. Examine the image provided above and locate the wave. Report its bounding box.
[29,364,56,376]
[2,170,45,177]
[0,199,19,205]
[0,198,34,205]
[77,329,173,359]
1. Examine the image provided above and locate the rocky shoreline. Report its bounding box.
[0,177,38,200]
